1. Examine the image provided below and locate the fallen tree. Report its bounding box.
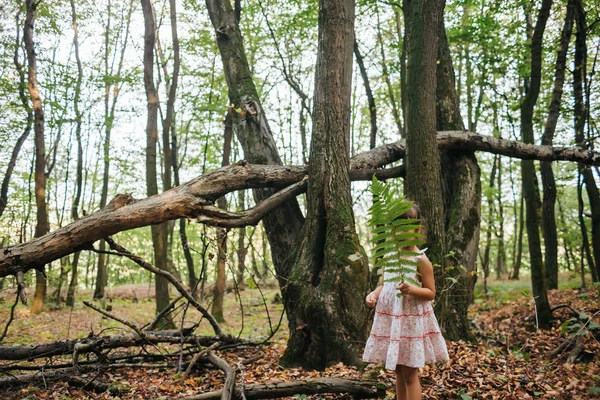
[1,131,598,281]
[172,377,384,400]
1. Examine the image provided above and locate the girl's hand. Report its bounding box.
[396,282,415,296]
[366,291,378,308]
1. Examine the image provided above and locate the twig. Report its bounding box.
[0,290,19,342]
[103,237,228,340]
[83,301,143,336]
[178,341,220,384]
[143,295,184,331]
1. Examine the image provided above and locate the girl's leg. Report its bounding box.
[400,365,421,400]
[395,365,407,400]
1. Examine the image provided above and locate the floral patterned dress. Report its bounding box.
[362,249,449,370]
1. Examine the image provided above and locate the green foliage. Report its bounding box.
[368,176,424,294]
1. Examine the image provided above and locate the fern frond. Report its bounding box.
[369,175,426,296]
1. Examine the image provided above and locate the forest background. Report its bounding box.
[0,0,599,398]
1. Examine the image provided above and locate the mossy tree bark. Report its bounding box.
[435,20,480,341]
[279,0,370,370]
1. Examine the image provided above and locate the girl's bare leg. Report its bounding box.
[395,365,407,400]
[400,365,421,400]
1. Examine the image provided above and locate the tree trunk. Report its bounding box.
[236,190,248,288]
[280,0,369,370]
[24,0,49,315]
[511,195,524,280]
[66,0,84,307]
[520,0,553,329]
[540,0,575,290]
[435,16,480,339]
[212,110,233,323]
[403,0,446,262]
[1,11,32,219]
[574,0,600,281]
[354,40,377,149]
[141,0,171,321]
[574,0,599,281]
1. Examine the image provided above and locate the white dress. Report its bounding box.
[362,249,449,370]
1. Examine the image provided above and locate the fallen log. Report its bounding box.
[2,132,598,281]
[0,332,226,362]
[173,377,384,400]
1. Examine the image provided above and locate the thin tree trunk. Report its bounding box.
[25,0,49,315]
[67,0,84,307]
[141,0,171,321]
[354,40,377,149]
[93,0,134,300]
[280,0,370,369]
[236,190,247,288]
[577,171,593,285]
[540,0,575,290]
[1,11,32,219]
[212,110,233,323]
[519,0,553,329]
[495,155,507,279]
[483,156,498,285]
[574,0,600,281]
[375,5,403,137]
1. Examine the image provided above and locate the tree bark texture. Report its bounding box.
[204,0,305,324]
[403,0,447,303]
[520,0,553,329]
[141,0,171,318]
[24,0,49,315]
[175,378,383,400]
[540,0,575,289]
[435,18,480,340]
[574,0,600,281]
[280,0,370,370]
[212,110,233,323]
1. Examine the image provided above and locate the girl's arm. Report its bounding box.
[397,255,436,301]
[366,266,385,307]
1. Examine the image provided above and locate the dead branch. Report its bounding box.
[104,237,228,340]
[0,290,19,343]
[179,342,221,384]
[83,300,143,336]
[144,295,184,331]
[206,349,236,400]
[173,377,384,400]
[2,132,599,280]
[0,332,225,362]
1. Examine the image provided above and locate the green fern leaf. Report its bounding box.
[368,176,426,296]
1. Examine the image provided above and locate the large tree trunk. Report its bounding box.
[141,0,171,320]
[280,0,370,370]
[520,0,553,329]
[403,0,446,266]
[24,0,50,315]
[435,18,480,340]
[540,0,575,290]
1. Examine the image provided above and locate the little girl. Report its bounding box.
[362,204,448,400]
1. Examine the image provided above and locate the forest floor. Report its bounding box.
[0,274,599,399]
